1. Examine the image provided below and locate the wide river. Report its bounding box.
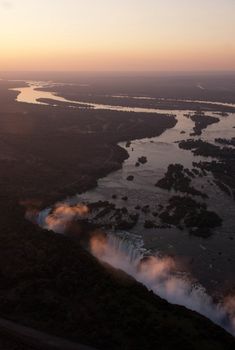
[12,81,235,335]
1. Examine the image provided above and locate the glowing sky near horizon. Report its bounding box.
[0,0,234,71]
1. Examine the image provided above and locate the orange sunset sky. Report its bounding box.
[0,0,234,71]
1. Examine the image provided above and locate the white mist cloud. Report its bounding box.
[90,234,235,335]
[42,203,89,233]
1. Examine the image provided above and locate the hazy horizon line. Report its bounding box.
[1,70,235,75]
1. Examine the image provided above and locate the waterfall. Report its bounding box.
[106,231,147,263]
[90,231,235,336]
[37,208,51,228]
[36,206,235,336]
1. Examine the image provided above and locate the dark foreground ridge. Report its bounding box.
[0,81,234,349]
[0,318,97,350]
[1,204,234,350]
